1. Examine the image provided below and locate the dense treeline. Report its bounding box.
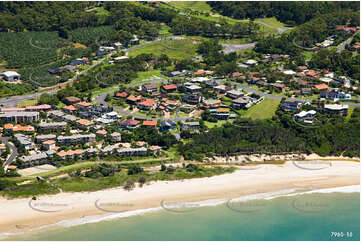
[207,1,359,25]
[179,107,360,160]
[308,49,360,80]
[255,10,359,54]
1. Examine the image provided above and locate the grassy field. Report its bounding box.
[17,99,38,107]
[258,17,286,28]
[128,39,199,59]
[167,1,212,13]
[243,98,281,120]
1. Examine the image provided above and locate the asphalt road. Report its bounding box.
[337,36,353,53]
[257,19,290,34]
[0,137,18,169]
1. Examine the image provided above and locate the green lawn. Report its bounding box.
[243,98,281,120]
[91,85,119,99]
[204,119,233,129]
[128,39,198,59]
[168,1,212,12]
[303,51,314,61]
[258,17,285,28]
[17,99,38,108]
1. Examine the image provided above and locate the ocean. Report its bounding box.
[4,186,360,241]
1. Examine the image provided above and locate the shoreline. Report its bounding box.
[0,160,359,239]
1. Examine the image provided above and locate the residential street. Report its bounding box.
[0,137,18,170]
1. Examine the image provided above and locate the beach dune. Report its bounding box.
[0,160,359,237]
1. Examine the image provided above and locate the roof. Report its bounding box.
[162,84,178,90]
[143,120,157,126]
[76,102,92,107]
[121,119,139,125]
[65,96,81,102]
[63,105,77,111]
[1,107,26,112]
[116,91,128,98]
[216,108,230,113]
[138,99,156,107]
[43,140,56,145]
[4,123,34,132]
[324,104,349,110]
[149,145,161,150]
[314,84,329,90]
[2,71,20,77]
[25,104,51,110]
[186,84,202,90]
[76,119,93,126]
[96,129,107,135]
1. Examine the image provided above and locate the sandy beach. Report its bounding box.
[0,160,359,238]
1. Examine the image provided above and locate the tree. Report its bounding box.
[138,176,146,187]
[124,179,135,191]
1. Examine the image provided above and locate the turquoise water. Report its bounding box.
[7,193,360,241]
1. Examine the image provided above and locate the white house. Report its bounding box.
[2,71,21,82]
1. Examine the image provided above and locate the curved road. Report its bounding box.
[0,137,18,170]
[257,19,290,34]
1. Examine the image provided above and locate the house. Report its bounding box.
[117,147,147,157]
[142,84,158,94]
[65,96,81,105]
[110,132,122,142]
[130,35,140,45]
[57,134,96,145]
[126,95,144,105]
[25,104,52,112]
[306,70,319,78]
[63,114,78,123]
[42,140,56,150]
[205,80,219,88]
[115,91,129,99]
[214,85,232,94]
[323,104,348,116]
[142,120,157,127]
[183,94,201,105]
[70,58,88,66]
[101,144,120,155]
[272,83,286,92]
[245,59,258,65]
[191,77,209,83]
[76,119,93,129]
[180,120,200,132]
[0,112,39,123]
[19,152,49,166]
[46,68,63,75]
[212,108,230,120]
[226,90,244,99]
[246,77,260,84]
[76,102,93,111]
[202,99,221,109]
[137,99,156,110]
[35,134,57,144]
[14,133,35,150]
[57,149,85,160]
[301,88,312,96]
[160,120,177,132]
[2,71,21,82]
[96,129,107,137]
[232,97,252,110]
[280,101,302,112]
[162,84,178,93]
[120,119,139,129]
[3,123,34,132]
[149,145,161,155]
[194,69,213,76]
[63,65,76,72]
[314,84,329,92]
[294,110,316,124]
[186,84,202,93]
[113,56,129,63]
[63,105,77,113]
[103,111,121,120]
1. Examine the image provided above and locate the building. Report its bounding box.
[280,101,302,112]
[19,152,49,166]
[211,108,230,120]
[42,140,56,150]
[0,112,39,123]
[25,104,52,112]
[120,119,139,129]
[294,110,316,124]
[314,84,329,92]
[162,84,178,93]
[232,97,252,110]
[180,120,200,132]
[117,147,147,157]
[76,119,94,129]
[202,99,221,109]
[2,71,21,82]
[14,133,34,150]
[160,120,177,132]
[110,132,122,142]
[126,95,144,105]
[38,122,67,131]
[323,104,348,116]
[76,102,93,111]
[226,90,244,99]
[63,105,77,113]
[3,123,34,132]
[142,84,158,94]
[57,134,96,145]
[137,99,156,111]
[214,85,232,94]
[183,94,201,105]
[143,120,157,127]
[35,134,57,144]
[57,149,85,160]
[65,96,81,105]
[186,84,202,93]
[115,91,129,99]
